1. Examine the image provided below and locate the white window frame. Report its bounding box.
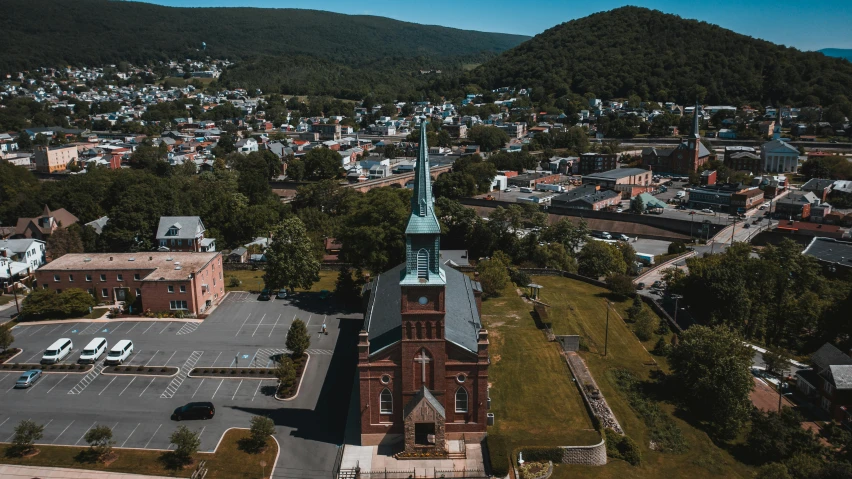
[135,288,142,296]
[168,285,174,293]
[101,288,109,298]
[53,274,60,282]
[180,285,186,293]
[134,273,140,281]
[86,274,92,282]
[455,387,469,413]
[379,388,393,414]
[100,274,106,281]
[117,274,123,282]
[169,300,188,311]
[68,274,74,282]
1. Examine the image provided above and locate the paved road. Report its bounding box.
[2,291,361,479]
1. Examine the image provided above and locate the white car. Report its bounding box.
[618,234,630,241]
[616,207,623,213]
[701,208,713,214]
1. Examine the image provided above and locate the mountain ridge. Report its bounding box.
[819,49,852,62]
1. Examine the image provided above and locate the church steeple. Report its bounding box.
[773,106,782,140]
[692,101,700,139]
[401,121,444,286]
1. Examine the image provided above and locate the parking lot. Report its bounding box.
[2,290,360,478]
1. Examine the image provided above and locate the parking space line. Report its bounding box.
[197,426,206,447]
[41,419,53,433]
[109,322,124,335]
[305,313,313,326]
[142,322,156,334]
[45,374,69,394]
[75,421,97,446]
[119,377,136,396]
[6,418,30,442]
[121,423,141,447]
[162,351,177,367]
[139,377,156,397]
[126,349,143,365]
[143,424,162,449]
[234,313,251,337]
[252,381,263,401]
[45,324,64,336]
[125,322,141,334]
[98,376,117,395]
[26,374,49,393]
[191,379,206,398]
[53,420,74,444]
[144,350,160,367]
[251,314,266,337]
[67,363,106,395]
[0,418,8,429]
[228,352,240,367]
[64,322,80,333]
[160,351,203,398]
[231,380,243,400]
[268,314,281,338]
[159,322,172,334]
[25,351,43,362]
[27,325,47,336]
[208,351,222,367]
[210,379,224,399]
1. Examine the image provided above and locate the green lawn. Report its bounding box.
[480,283,599,473]
[530,276,752,479]
[0,429,276,479]
[0,295,16,306]
[224,269,337,293]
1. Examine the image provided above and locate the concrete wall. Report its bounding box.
[561,439,607,466]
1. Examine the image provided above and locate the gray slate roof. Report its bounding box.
[403,385,446,419]
[85,216,109,235]
[583,168,649,181]
[802,237,852,269]
[363,263,481,355]
[802,178,835,192]
[811,342,852,372]
[830,365,852,390]
[156,216,205,240]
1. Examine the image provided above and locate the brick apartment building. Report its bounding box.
[34,145,79,173]
[578,153,617,175]
[36,252,224,315]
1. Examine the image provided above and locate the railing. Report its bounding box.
[336,469,488,479]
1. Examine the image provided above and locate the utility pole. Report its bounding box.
[604,301,610,357]
[730,216,736,246]
[12,284,20,315]
[672,294,683,326]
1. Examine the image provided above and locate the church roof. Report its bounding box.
[404,385,446,419]
[364,263,482,355]
[762,139,799,154]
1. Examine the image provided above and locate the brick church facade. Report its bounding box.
[358,123,490,451]
[641,102,712,175]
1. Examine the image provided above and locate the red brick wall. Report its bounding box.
[38,267,154,302]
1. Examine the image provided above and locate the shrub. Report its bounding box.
[653,336,671,356]
[668,241,687,255]
[606,274,636,298]
[486,435,509,477]
[11,419,44,456]
[633,309,657,341]
[227,276,241,288]
[656,319,670,336]
[161,368,167,373]
[605,429,641,465]
[610,369,686,453]
[230,369,236,374]
[519,446,563,462]
[509,268,531,288]
[626,296,643,321]
[84,425,114,461]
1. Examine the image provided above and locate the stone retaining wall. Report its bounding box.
[560,439,607,466]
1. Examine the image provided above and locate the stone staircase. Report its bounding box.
[447,437,467,459]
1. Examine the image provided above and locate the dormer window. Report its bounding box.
[167,226,180,236]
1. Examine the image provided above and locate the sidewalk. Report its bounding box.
[0,464,175,479]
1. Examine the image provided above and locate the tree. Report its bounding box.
[334,265,360,306]
[337,187,410,274]
[668,325,754,438]
[169,425,200,466]
[303,147,342,180]
[542,218,589,252]
[11,419,44,456]
[762,347,793,378]
[476,256,511,297]
[577,241,627,278]
[16,131,32,150]
[668,241,687,255]
[84,425,115,462]
[634,309,658,341]
[286,318,310,357]
[754,463,792,479]
[606,274,635,298]
[616,241,638,275]
[631,194,645,214]
[0,324,14,352]
[58,288,97,316]
[531,242,576,272]
[746,408,822,465]
[468,125,510,152]
[275,355,296,386]
[263,217,320,292]
[247,416,276,453]
[21,288,60,318]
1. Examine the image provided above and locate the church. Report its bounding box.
[358,123,490,453]
[641,101,712,175]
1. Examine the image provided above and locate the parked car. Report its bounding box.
[636,282,646,290]
[503,188,511,192]
[616,207,623,213]
[652,281,663,289]
[172,402,215,421]
[79,337,108,363]
[276,289,288,299]
[701,208,714,214]
[259,289,271,301]
[618,234,630,241]
[744,223,751,229]
[105,340,134,365]
[15,369,42,388]
[42,338,73,364]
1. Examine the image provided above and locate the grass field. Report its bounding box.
[0,428,277,478]
[0,295,16,306]
[480,283,599,473]
[224,269,337,293]
[529,276,752,479]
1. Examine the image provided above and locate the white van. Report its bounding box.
[519,187,532,193]
[42,338,73,364]
[105,340,134,365]
[675,191,686,199]
[79,338,108,363]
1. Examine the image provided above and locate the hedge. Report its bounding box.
[605,429,641,466]
[518,446,563,463]
[487,435,510,477]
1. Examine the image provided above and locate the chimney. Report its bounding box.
[109,256,113,261]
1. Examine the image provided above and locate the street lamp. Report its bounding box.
[671,294,683,326]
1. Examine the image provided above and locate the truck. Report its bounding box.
[635,253,655,266]
[536,183,565,193]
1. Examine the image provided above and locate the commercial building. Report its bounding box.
[36,252,224,315]
[578,153,617,175]
[581,167,653,198]
[686,183,759,212]
[775,191,820,220]
[551,185,621,211]
[33,145,79,173]
[507,172,561,188]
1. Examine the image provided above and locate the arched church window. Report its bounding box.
[380,388,393,414]
[417,249,429,278]
[455,387,469,413]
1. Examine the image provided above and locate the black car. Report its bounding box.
[258,289,271,301]
[172,402,215,421]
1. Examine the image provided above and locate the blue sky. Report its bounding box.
[146,0,851,51]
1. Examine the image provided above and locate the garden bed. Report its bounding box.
[276,353,308,400]
[189,367,277,378]
[104,365,179,376]
[0,362,93,373]
[0,348,23,363]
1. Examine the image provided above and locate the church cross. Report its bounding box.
[414,349,431,384]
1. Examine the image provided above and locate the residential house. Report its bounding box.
[235,137,258,153]
[801,179,835,203]
[36,252,225,315]
[0,238,46,289]
[33,145,79,173]
[775,192,820,220]
[228,247,248,263]
[796,343,852,423]
[156,216,216,252]
[84,216,109,235]
[14,206,79,241]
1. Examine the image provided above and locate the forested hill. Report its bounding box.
[464,6,852,105]
[819,49,852,62]
[0,0,528,72]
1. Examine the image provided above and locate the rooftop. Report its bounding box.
[38,252,219,281]
[802,237,852,268]
[583,167,649,180]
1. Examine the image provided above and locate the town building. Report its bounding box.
[14,206,79,241]
[358,124,489,451]
[796,343,852,424]
[723,146,762,173]
[442,124,467,139]
[801,179,835,203]
[550,185,621,211]
[581,167,653,198]
[803,237,852,275]
[761,118,799,173]
[36,252,224,315]
[156,217,216,252]
[578,153,617,175]
[33,145,79,173]
[775,192,820,220]
[506,172,561,188]
[687,183,755,212]
[641,103,711,174]
[0,238,46,289]
[313,122,342,140]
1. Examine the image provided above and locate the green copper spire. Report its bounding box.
[401,121,444,286]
